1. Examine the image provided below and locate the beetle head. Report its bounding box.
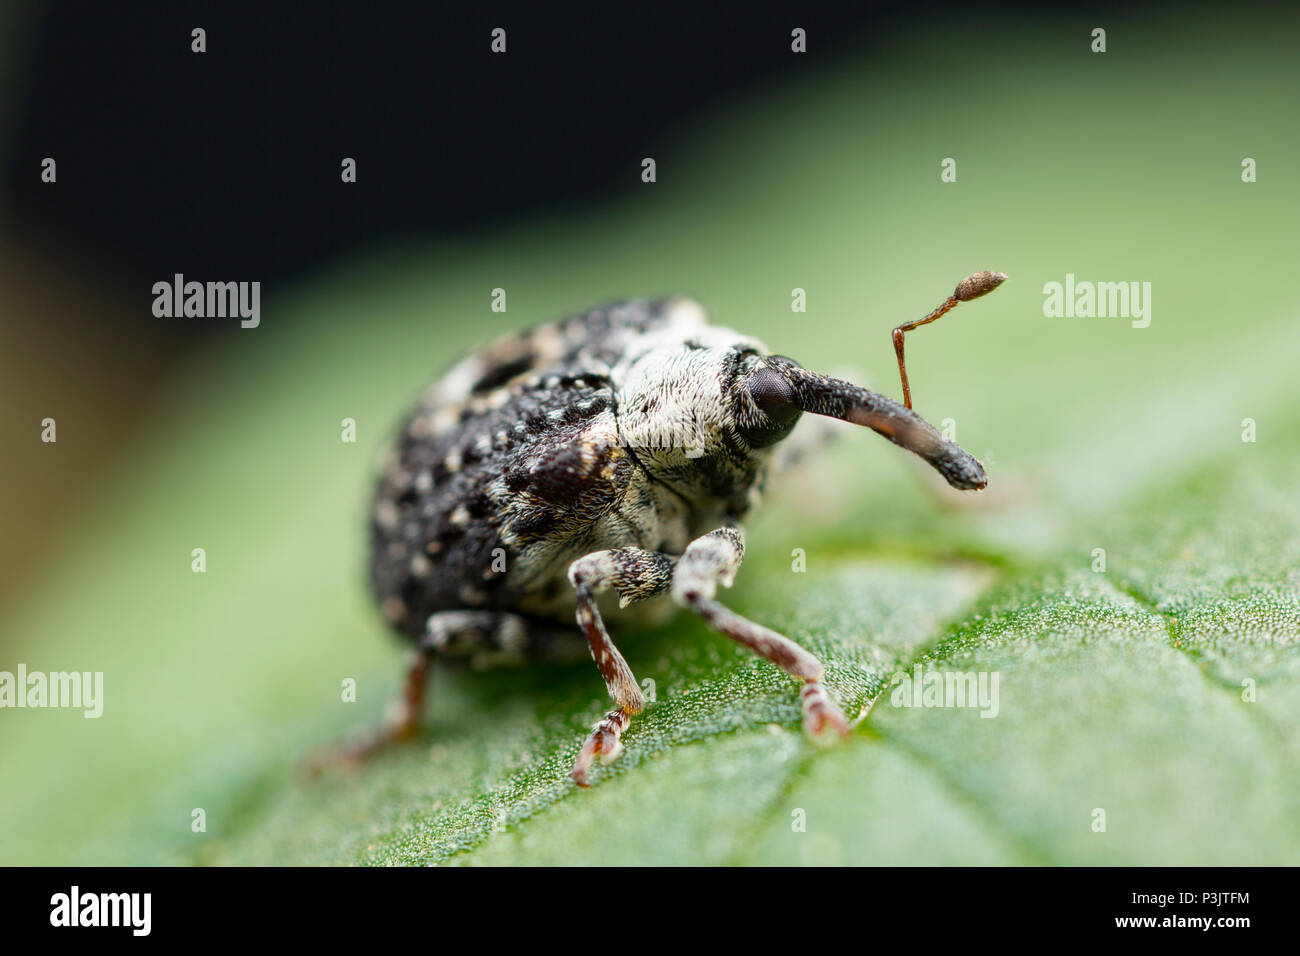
[613,319,985,504]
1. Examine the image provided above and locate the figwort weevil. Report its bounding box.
[313,271,1006,785]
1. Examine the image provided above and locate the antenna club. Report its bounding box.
[954,271,1008,302]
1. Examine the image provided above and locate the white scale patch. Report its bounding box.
[612,313,769,461]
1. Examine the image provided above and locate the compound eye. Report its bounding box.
[740,366,802,448]
[747,367,798,420]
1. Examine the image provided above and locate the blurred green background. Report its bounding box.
[2,7,1298,865]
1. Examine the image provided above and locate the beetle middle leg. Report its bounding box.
[566,547,676,786]
[672,526,851,739]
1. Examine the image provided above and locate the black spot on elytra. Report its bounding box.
[467,492,492,520]
[504,468,530,493]
[527,441,588,503]
[512,509,561,541]
[472,354,537,394]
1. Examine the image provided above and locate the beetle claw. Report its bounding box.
[801,680,851,741]
[570,708,631,787]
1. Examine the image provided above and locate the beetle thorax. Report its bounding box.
[613,326,775,511]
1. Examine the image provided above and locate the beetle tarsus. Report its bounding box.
[571,708,632,787]
[801,680,851,740]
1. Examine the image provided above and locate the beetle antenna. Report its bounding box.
[770,360,987,490]
[893,271,1007,410]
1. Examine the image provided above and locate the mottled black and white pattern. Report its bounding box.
[369,297,773,641]
[323,292,993,785]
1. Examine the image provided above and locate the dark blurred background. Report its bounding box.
[6,2,904,282]
[0,0,930,606]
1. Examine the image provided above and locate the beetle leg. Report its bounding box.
[301,648,430,777]
[672,526,850,740]
[567,547,676,786]
[303,610,535,776]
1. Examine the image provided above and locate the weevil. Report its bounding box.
[316,271,1006,786]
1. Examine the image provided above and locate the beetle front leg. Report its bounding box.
[672,526,850,739]
[567,547,676,786]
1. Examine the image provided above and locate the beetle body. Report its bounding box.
[330,278,1002,785]
[370,297,777,649]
